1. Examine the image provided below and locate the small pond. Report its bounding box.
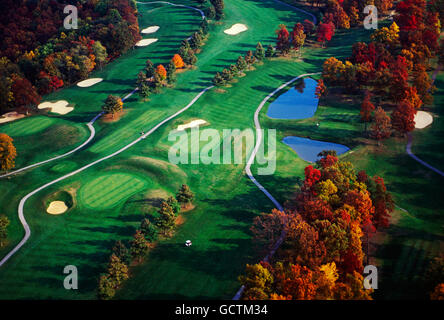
[266,78,319,119]
[282,136,350,162]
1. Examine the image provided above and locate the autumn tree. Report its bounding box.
[106,254,129,287]
[391,100,416,135]
[290,23,306,53]
[317,22,335,47]
[276,24,291,55]
[360,93,375,132]
[102,95,123,118]
[172,54,184,69]
[0,133,17,172]
[156,64,167,80]
[370,107,392,141]
[315,79,327,98]
[239,263,274,300]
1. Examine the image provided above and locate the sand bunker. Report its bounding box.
[47,201,68,215]
[0,112,25,124]
[176,119,208,131]
[136,38,158,47]
[224,24,248,35]
[38,100,73,115]
[414,111,433,129]
[141,26,160,34]
[77,78,103,87]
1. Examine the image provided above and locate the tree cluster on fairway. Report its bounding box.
[239,153,395,300]
[135,19,209,99]
[98,254,129,300]
[209,0,225,20]
[97,184,194,298]
[0,133,17,172]
[0,215,10,247]
[101,95,123,118]
[212,43,266,86]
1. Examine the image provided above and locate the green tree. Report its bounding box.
[145,59,155,78]
[221,68,233,82]
[130,230,150,261]
[102,95,123,117]
[190,32,203,49]
[200,19,209,35]
[176,184,195,205]
[140,218,158,242]
[213,72,225,86]
[210,0,225,20]
[155,201,176,235]
[112,240,131,266]
[0,215,10,247]
[166,60,176,84]
[236,55,247,71]
[206,4,216,19]
[166,196,181,216]
[254,42,265,61]
[229,64,239,77]
[265,45,275,58]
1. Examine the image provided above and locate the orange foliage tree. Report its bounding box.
[172,54,184,69]
[156,64,167,80]
[0,133,17,171]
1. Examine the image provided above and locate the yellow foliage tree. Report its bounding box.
[0,133,17,172]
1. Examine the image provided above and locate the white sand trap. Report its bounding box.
[38,100,73,115]
[176,119,208,131]
[414,111,433,129]
[141,26,160,34]
[136,38,158,47]
[77,78,103,87]
[0,111,25,124]
[224,24,248,35]
[47,201,68,215]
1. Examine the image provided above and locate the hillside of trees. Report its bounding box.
[0,0,141,114]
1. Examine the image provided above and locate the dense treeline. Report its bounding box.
[320,0,443,139]
[0,0,141,114]
[98,185,194,300]
[239,152,394,300]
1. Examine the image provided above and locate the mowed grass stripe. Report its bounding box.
[79,173,149,209]
[2,117,55,136]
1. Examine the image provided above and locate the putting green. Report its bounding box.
[79,173,150,210]
[1,116,55,136]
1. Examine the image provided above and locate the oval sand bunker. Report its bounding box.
[47,201,68,215]
[38,100,73,115]
[224,24,248,35]
[141,26,160,34]
[136,38,158,47]
[77,78,103,87]
[414,111,433,129]
[176,119,208,131]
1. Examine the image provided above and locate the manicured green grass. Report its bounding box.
[0,0,441,301]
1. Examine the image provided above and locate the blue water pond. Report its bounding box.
[266,78,319,119]
[282,136,350,163]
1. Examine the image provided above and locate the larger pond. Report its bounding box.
[282,136,350,162]
[266,78,319,119]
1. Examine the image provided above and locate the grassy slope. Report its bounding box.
[0,0,441,300]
